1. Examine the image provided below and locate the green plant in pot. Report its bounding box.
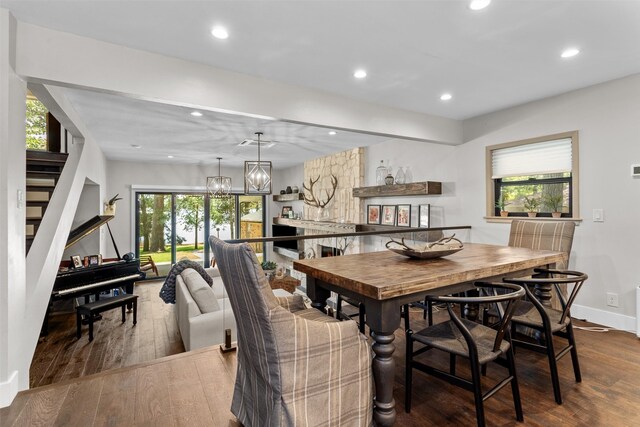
[495,195,511,217]
[261,260,277,276]
[543,194,564,218]
[523,195,541,217]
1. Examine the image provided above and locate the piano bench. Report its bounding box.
[76,294,138,342]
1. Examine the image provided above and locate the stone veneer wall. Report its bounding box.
[302,147,364,224]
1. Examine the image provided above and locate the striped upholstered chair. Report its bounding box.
[508,220,575,309]
[209,236,373,427]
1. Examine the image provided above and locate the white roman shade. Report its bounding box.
[492,138,572,179]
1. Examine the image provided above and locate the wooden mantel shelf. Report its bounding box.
[352,181,442,198]
[273,217,359,233]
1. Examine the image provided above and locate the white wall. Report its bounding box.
[365,140,463,230]
[0,9,26,407]
[62,179,101,260]
[105,160,247,258]
[458,73,640,330]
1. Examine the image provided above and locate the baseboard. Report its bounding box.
[0,370,19,408]
[571,304,637,335]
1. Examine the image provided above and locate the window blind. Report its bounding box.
[491,138,572,179]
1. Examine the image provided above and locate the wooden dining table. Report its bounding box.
[293,242,566,426]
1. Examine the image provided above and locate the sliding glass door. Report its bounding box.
[135,192,264,276]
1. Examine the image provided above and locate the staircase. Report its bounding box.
[26,150,68,254]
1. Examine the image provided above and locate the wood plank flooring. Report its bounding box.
[30,280,184,388]
[8,291,640,426]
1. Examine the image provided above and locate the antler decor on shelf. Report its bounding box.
[302,174,338,208]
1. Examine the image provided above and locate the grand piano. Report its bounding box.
[45,215,145,333]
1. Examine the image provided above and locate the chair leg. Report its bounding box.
[544,331,563,404]
[358,303,365,334]
[506,345,524,421]
[565,323,582,383]
[427,300,433,326]
[405,332,414,413]
[469,357,485,427]
[450,354,456,375]
[336,295,343,320]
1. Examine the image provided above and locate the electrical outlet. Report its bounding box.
[606,292,619,307]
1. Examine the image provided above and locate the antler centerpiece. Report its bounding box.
[303,174,338,208]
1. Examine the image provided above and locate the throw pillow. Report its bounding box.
[181,268,220,313]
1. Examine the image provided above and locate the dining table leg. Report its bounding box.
[367,301,401,426]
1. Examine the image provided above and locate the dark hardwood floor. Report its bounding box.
[30,280,184,388]
[7,289,640,426]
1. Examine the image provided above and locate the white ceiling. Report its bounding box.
[4,0,640,166]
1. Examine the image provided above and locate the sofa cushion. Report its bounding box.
[181,268,220,313]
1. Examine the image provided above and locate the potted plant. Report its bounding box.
[543,194,564,218]
[261,260,277,277]
[523,195,541,217]
[495,195,510,217]
[104,194,122,215]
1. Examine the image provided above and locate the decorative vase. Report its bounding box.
[395,167,406,184]
[551,212,562,218]
[280,190,286,195]
[385,174,395,185]
[376,160,387,185]
[500,210,509,217]
[104,204,116,215]
[527,212,537,218]
[292,185,299,193]
[286,186,292,194]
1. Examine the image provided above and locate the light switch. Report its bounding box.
[593,209,604,222]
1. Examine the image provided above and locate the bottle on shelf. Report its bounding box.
[395,167,406,184]
[376,160,387,185]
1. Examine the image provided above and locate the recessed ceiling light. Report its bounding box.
[354,69,367,79]
[561,48,580,58]
[440,93,453,101]
[190,111,203,117]
[211,26,229,40]
[469,0,491,11]
[328,131,337,136]
[167,155,174,159]
[130,144,141,149]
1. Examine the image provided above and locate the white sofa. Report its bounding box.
[175,267,237,351]
[175,267,292,351]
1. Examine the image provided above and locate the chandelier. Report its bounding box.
[244,132,272,194]
[206,157,232,198]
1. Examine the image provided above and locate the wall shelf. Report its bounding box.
[272,193,304,202]
[352,181,442,198]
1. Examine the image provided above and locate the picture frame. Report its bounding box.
[88,254,100,266]
[70,255,83,269]
[381,205,397,226]
[396,204,411,227]
[281,206,293,218]
[419,204,431,228]
[367,204,381,225]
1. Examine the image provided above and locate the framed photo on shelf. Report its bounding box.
[396,204,411,227]
[419,204,431,228]
[88,254,100,266]
[281,206,293,218]
[367,204,381,225]
[381,205,397,226]
[70,255,83,269]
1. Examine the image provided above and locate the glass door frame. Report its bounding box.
[134,190,265,274]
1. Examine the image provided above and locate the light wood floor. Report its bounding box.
[30,280,184,388]
[8,290,640,426]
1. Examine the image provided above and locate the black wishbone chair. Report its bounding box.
[503,268,588,404]
[404,282,525,427]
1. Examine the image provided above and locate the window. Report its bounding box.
[486,131,579,218]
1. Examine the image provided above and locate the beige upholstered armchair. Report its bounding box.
[210,236,373,427]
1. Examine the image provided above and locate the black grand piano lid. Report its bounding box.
[65,215,114,249]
